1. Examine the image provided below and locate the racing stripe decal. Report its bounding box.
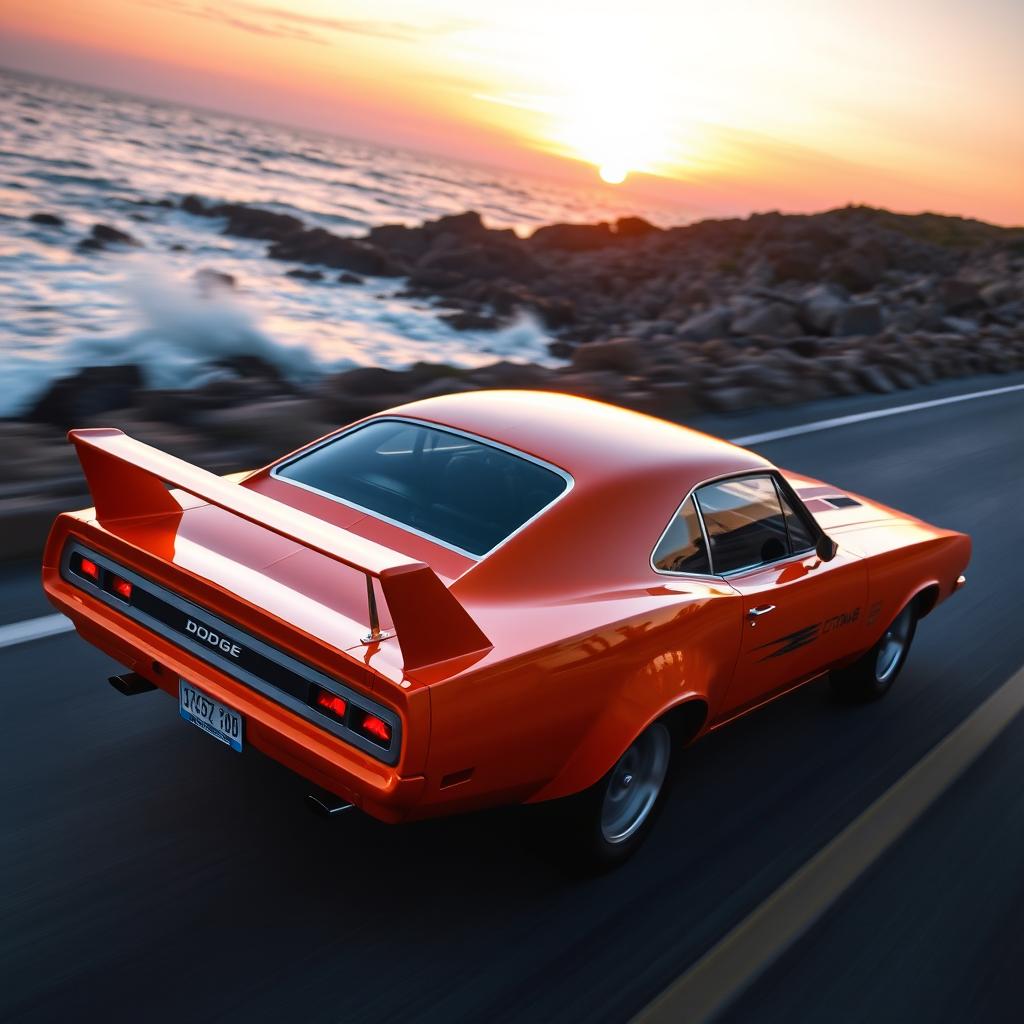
[752,606,861,661]
[754,624,821,660]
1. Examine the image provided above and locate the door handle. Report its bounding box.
[749,604,776,617]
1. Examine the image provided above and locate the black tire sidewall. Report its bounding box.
[533,725,674,874]
[872,609,917,694]
[831,602,918,701]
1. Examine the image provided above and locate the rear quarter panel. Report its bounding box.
[418,578,742,813]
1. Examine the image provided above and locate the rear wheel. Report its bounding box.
[831,602,917,701]
[535,721,672,873]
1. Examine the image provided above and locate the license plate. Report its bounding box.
[179,680,243,752]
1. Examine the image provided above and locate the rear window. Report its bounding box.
[273,419,570,557]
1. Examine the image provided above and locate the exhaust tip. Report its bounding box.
[108,672,158,696]
[306,793,354,818]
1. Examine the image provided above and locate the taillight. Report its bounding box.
[310,688,393,751]
[354,710,392,747]
[78,556,100,582]
[315,689,347,721]
[110,576,133,602]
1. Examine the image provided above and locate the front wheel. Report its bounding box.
[534,721,672,873]
[830,602,917,701]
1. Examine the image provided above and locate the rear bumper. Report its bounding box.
[44,568,426,823]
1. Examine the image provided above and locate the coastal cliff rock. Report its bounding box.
[175,198,1024,377]
[4,202,1021,562]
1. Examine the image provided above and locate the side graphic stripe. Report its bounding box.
[754,623,821,660]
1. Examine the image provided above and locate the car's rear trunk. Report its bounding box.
[42,506,445,794]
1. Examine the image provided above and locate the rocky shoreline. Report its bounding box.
[5,201,1024,562]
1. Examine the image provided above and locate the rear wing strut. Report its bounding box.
[67,428,491,672]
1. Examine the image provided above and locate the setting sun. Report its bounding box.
[599,164,628,185]
[488,12,676,187]
[0,0,1021,224]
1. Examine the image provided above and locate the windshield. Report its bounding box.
[273,419,570,557]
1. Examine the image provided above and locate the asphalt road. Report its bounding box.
[1,373,1023,1023]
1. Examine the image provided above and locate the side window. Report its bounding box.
[777,483,816,552]
[695,476,789,573]
[653,496,711,574]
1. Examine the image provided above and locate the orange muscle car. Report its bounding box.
[42,391,970,868]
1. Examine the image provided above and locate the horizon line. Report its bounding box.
[3,62,1021,233]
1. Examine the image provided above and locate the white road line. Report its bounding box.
[728,381,1024,446]
[632,661,1024,1024]
[0,613,74,649]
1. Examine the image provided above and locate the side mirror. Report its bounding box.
[816,533,839,562]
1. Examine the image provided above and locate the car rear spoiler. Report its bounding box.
[66,428,492,672]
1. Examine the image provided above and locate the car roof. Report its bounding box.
[384,390,770,488]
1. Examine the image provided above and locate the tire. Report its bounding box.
[830,601,917,702]
[533,721,673,873]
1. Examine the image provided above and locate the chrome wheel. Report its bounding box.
[876,604,915,683]
[600,723,671,844]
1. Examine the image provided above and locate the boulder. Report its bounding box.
[980,281,1017,307]
[429,211,490,240]
[85,223,141,248]
[318,367,410,412]
[268,231,404,276]
[547,370,624,402]
[785,336,825,358]
[338,272,364,285]
[615,216,660,239]
[210,203,304,242]
[676,307,730,341]
[730,301,796,336]
[529,222,615,251]
[28,365,145,429]
[181,194,208,216]
[941,316,977,334]
[407,268,465,290]
[469,361,550,389]
[533,296,576,328]
[798,283,849,334]
[833,301,884,336]
[209,354,285,383]
[195,268,236,291]
[285,268,324,281]
[644,380,699,417]
[829,244,886,292]
[29,212,64,227]
[679,282,713,307]
[854,365,895,393]
[940,277,983,313]
[570,338,645,374]
[367,223,433,261]
[195,399,325,451]
[703,386,759,412]
[764,242,819,282]
[417,241,540,283]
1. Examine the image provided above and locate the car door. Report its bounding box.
[694,473,868,716]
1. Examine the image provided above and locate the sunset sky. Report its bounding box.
[1,0,1021,224]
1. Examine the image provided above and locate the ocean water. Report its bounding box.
[0,69,682,418]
